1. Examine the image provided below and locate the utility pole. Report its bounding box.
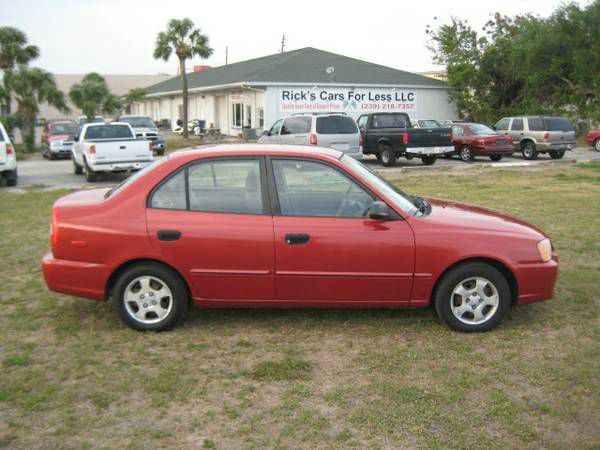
[280,34,286,53]
[225,46,228,65]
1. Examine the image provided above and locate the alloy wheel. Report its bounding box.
[123,276,173,324]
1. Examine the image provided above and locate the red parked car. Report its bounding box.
[42,145,558,332]
[41,119,78,160]
[451,123,514,162]
[585,129,600,151]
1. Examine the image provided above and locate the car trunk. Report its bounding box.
[407,127,452,147]
[90,139,151,164]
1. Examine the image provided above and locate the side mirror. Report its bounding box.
[368,201,391,220]
[491,125,497,131]
[262,130,269,136]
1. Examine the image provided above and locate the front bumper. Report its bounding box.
[515,255,559,304]
[42,252,109,301]
[408,145,455,156]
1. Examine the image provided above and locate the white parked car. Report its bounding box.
[72,122,154,182]
[258,113,363,159]
[0,122,17,187]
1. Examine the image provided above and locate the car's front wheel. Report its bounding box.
[595,139,600,152]
[112,263,189,331]
[549,150,565,159]
[489,155,503,161]
[434,262,511,332]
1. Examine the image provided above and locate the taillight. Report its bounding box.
[478,139,486,145]
[51,207,59,251]
[6,144,14,155]
[402,132,409,145]
[309,133,317,145]
[89,145,96,154]
[543,132,549,140]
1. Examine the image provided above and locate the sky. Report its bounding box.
[1,0,591,76]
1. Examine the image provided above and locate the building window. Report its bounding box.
[244,105,252,127]
[232,103,243,128]
[258,108,264,128]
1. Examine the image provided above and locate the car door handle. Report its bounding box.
[285,233,310,245]
[157,230,181,241]
[120,145,126,149]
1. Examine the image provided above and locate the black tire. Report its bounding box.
[549,150,565,159]
[112,262,189,331]
[48,152,56,161]
[434,262,511,332]
[73,157,83,175]
[594,139,600,152]
[521,142,538,160]
[489,155,503,162]
[421,155,436,165]
[443,153,454,159]
[156,149,165,156]
[459,145,474,162]
[84,159,97,182]
[5,172,17,187]
[379,145,397,167]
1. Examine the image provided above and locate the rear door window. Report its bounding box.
[528,118,545,131]
[545,117,574,132]
[281,117,312,135]
[316,116,358,134]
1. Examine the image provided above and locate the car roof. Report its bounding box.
[170,144,343,161]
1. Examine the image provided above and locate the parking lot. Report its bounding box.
[8,146,600,190]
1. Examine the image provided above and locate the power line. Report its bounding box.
[280,34,286,53]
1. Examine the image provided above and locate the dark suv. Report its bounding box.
[494,116,576,160]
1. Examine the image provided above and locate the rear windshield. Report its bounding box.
[469,124,497,135]
[418,120,442,128]
[316,116,357,134]
[84,124,133,140]
[545,117,574,132]
[371,114,409,129]
[120,117,156,128]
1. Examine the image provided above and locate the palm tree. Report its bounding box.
[0,26,40,115]
[153,18,213,138]
[5,66,67,150]
[123,87,146,114]
[69,73,122,122]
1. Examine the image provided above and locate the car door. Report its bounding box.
[269,157,415,304]
[279,116,311,145]
[508,118,524,146]
[146,157,275,302]
[451,125,465,150]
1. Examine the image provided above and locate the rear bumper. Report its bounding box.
[407,145,455,155]
[514,256,559,305]
[0,158,17,172]
[534,142,575,152]
[88,159,153,173]
[42,252,110,301]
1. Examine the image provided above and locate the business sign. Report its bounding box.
[279,87,417,115]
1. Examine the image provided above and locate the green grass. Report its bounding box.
[0,162,599,448]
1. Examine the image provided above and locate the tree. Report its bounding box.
[0,26,40,115]
[69,73,122,122]
[153,18,213,138]
[426,1,600,124]
[123,87,146,113]
[5,66,67,150]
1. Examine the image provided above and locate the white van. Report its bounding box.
[0,122,17,187]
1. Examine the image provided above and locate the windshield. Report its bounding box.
[341,155,418,215]
[105,156,169,198]
[51,123,77,135]
[469,124,497,135]
[120,117,156,128]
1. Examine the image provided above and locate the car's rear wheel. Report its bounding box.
[489,155,503,161]
[421,155,436,165]
[549,150,565,159]
[379,145,397,167]
[594,139,600,152]
[72,157,83,175]
[459,146,474,162]
[521,142,538,160]
[434,262,511,332]
[84,159,97,182]
[112,263,188,331]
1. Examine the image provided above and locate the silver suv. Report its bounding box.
[494,116,576,160]
[258,113,363,159]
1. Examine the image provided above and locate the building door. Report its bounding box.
[216,96,227,132]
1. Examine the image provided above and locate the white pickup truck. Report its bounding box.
[72,122,154,182]
[0,122,17,187]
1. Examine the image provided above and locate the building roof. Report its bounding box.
[145,47,446,95]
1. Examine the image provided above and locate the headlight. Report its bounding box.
[537,238,552,262]
[50,141,62,149]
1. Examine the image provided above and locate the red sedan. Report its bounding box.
[451,123,514,162]
[42,145,558,332]
[586,129,600,151]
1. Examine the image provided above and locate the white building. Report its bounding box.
[134,47,457,136]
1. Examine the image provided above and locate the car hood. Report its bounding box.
[422,197,546,239]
